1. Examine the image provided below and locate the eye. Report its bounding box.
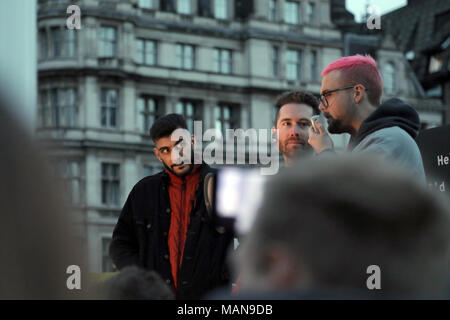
[298,122,311,128]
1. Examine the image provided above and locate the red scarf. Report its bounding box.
[166,165,200,290]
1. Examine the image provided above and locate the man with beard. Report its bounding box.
[308,54,425,180]
[272,90,320,166]
[110,114,234,299]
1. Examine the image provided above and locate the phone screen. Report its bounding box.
[215,167,267,234]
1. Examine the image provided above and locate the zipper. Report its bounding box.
[178,178,186,289]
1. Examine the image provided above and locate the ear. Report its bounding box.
[354,84,365,104]
[153,148,162,162]
[263,247,299,290]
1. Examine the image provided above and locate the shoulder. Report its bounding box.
[357,126,417,151]
[355,127,425,180]
[131,171,166,194]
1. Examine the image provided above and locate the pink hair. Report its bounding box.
[321,54,383,106]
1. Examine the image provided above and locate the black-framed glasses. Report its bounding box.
[319,85,355,108]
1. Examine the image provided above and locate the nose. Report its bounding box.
[289,125,300,137]
[318,102,326,112]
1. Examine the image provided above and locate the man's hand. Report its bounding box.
[308,118,334,154]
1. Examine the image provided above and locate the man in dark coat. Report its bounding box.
[110,114,234,299]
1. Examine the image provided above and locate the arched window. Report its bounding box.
[383,62,396,95]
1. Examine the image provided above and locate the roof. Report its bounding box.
[382,0,450,82]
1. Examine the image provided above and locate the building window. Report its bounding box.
[306,2,315,24]
[39,88,78,128]
[286,49,301,80]
[215,104,239,136]
[101,163,120,206]
[177,0,191,14]
[214,0,227,19]
[310,50,317,81]
[272,46,279,77]
[102,238,115,272]
[138,96,162,134]
[198,0,213,17]
[176,44,195,70]
[214,48,232,74]
[284,1,299,24]
[40,90,51,127]
[50,27,62,57]
[39,28,76,59]
[136,39,156,65]
[65,30,76,57]
[138,0,153,9]
[268,0,277,21]
[39,28,48,59]
[99,26,116,58]
[58,160,82,205]
[176,100,202,133]
[383,62,396,94]
[101,89,119,128]
[161,0,176,12]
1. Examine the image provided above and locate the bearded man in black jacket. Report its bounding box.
[110,114,234,299]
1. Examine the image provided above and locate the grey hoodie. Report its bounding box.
[349,98,425,181]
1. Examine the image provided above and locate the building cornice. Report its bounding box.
[38,7,342,48]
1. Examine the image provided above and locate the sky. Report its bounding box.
[346,0,408,22]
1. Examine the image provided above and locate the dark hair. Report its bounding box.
[96,266,175,300]
[274,90,320,125]
[241,155,450,296]
[150,113,187,142]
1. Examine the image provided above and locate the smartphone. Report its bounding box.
[214,167,267,234]
[311,115,320,133]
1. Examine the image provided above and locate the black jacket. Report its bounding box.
[109,163,234,299]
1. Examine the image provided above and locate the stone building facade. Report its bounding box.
[37,0,441,272]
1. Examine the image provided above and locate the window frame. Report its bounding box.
[214,103,240,138]
[136,39,157,65]
[272,46,279,77]
[39,87,78,128]
[99,26,117,58]
[177,0,191,15]
[286,49,301,80]
[138,96,163,134]
[214,0,228,20]
[284,1,299,24]
[268,0,277,21]
[176,43,195,70]
[306,2,315,25]
[213,48,232,74]
[101,88,119,129]
[101,162,121,207]
[176,100,202,133]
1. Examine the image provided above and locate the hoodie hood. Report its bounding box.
[348,98,421,150]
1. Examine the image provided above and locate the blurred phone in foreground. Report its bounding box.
[213,167,267,235]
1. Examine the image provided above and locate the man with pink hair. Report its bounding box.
[308,54,425,180]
